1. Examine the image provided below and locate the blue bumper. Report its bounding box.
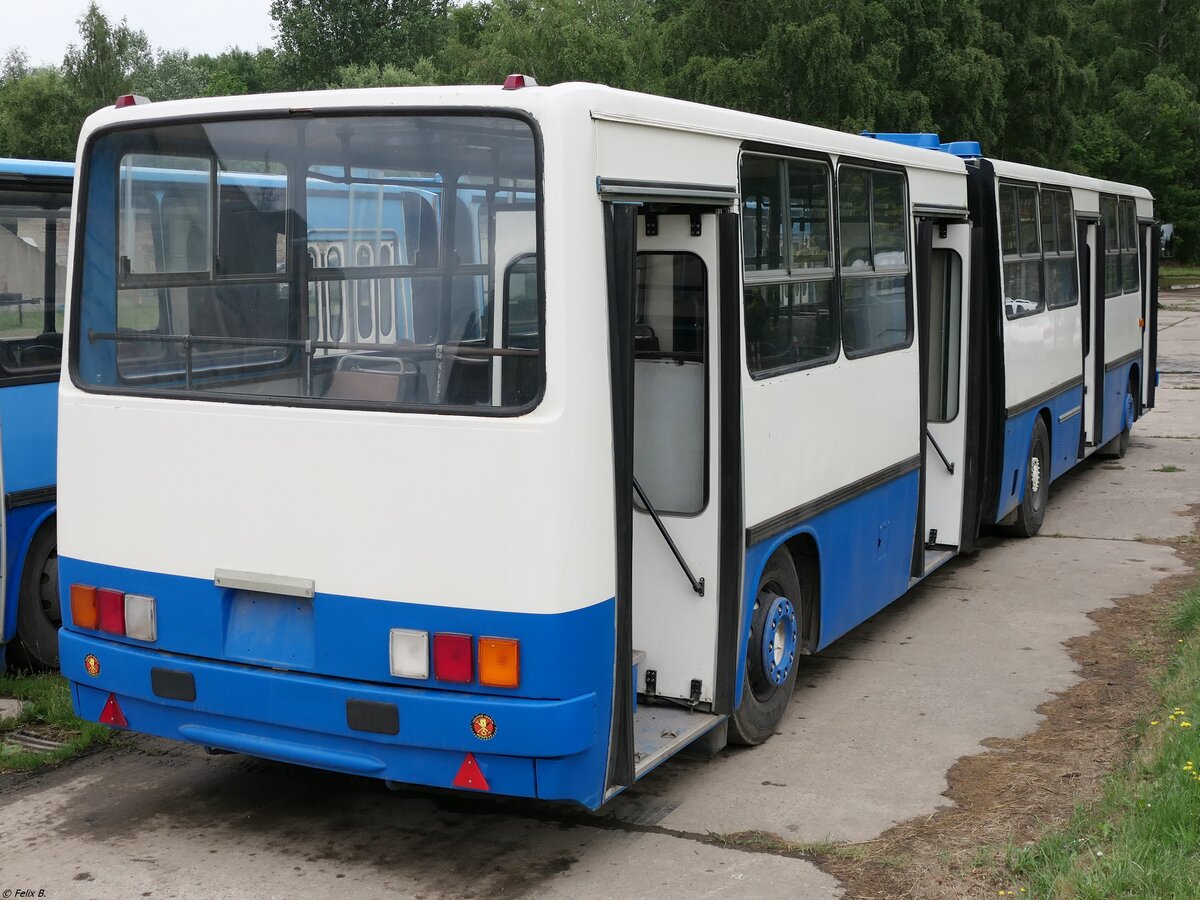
[62,628,610,807]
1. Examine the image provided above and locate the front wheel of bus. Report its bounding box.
[1012,418,1049,538]
[730,549,804,746]
[14,523,60,670]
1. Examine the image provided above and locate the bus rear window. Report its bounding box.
[75,114,542,414]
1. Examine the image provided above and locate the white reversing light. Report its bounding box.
[389,628,429,679]
[124,594,157,641]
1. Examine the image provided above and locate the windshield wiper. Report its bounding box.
[632,476,705,597]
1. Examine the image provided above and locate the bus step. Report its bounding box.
[912,547,957,585]
[632,706,726,780]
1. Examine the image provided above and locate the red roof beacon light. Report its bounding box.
[114,94,151,108]
[502,74,538,91]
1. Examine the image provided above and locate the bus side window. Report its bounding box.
[0,199,69,375]
[838,165,912,354]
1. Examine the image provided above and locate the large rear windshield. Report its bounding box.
[73,114,542,413]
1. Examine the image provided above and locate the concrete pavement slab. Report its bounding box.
[0,742,841,900]
[605,533,1184,841]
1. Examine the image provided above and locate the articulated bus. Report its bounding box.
[0,158,71,673]
[57,83,1156,808]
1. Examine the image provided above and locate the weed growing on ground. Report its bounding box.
[0,671,116,772]
[1004,586,1200,897]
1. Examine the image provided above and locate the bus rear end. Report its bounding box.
[59,94,616,807]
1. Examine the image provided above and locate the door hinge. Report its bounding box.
[689,679,702,707]
[644,212,658,237]
[690,213,702,237]
[644,669,657,697]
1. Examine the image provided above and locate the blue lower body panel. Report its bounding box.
[57,559,616,808]
[737,466,920,705]
[1103,360,1139,446]
[995,384,1085,522]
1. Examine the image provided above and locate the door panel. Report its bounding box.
[631,213,722,703]
[921,223,972,552]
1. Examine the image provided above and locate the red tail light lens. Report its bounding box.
[97,589,126,635]
[433,633,473,683]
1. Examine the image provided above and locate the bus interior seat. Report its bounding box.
[634,323,659,354]
[324,352,427,403]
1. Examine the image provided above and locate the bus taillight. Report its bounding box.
[389,628,429,679]
[70,584,99,629]
[433,633,473,683]
[70,584,156,642]
[124,595,157,642]
[479,638,520,689]
[97,589,125,635]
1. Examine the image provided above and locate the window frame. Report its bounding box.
[631,248,710,518]
[739,145,840,380]
[835,159,914,359]
[69,108,548,419]
[1042,187,1079,311]
[0,180,72,385]
[999,179,1047,320]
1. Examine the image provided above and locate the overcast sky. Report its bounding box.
[10,0,277,67]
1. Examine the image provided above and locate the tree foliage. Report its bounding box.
[2,0,1200,257]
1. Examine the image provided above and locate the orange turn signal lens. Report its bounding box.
[71,584,99,629]
[478,637,520,689]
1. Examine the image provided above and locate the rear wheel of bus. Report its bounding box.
[730,548,807,745]
[13,522,60,669]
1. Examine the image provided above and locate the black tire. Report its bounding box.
[729,548,806,746]
[1099,383,1136,459]
[1012,418,1050,538]
[13,522,60,670]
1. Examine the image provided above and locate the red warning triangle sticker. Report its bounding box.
[99,692,128,728]
[452,752,490,791]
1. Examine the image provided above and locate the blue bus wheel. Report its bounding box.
[14,523,60,670]
[730,548,804,746]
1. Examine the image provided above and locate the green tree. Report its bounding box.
[62,1,152,113]
[980,0,1090,166]
[271,0,451,88]
[0,68,86,159]
[454,0,663,90]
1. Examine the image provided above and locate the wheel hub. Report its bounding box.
[759,591,798,686]
[1029,454,1042,495]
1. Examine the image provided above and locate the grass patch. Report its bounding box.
[0,670,116,772]
[1004,586,1200,897]
[1160,264,1200,287]
[1152,464,1183,473]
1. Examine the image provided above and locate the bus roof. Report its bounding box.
[988,157,1154,204]
[76,82,970,178]
[0,157,75,179]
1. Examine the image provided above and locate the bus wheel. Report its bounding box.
[730,548,804,745]
[1012,418,1049,538]
[14,524,60,670]
[1115,389,1135,458]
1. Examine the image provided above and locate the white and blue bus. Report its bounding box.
[57,84,1156,808]
[0,158,71,672]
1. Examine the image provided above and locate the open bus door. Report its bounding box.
[1142,222,1159,412]
[1083,218,1105,447]
[915,215,973,570]
[602,191,739,794]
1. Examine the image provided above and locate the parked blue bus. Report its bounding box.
[0,157,71,672]
[58,85,1156,808]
